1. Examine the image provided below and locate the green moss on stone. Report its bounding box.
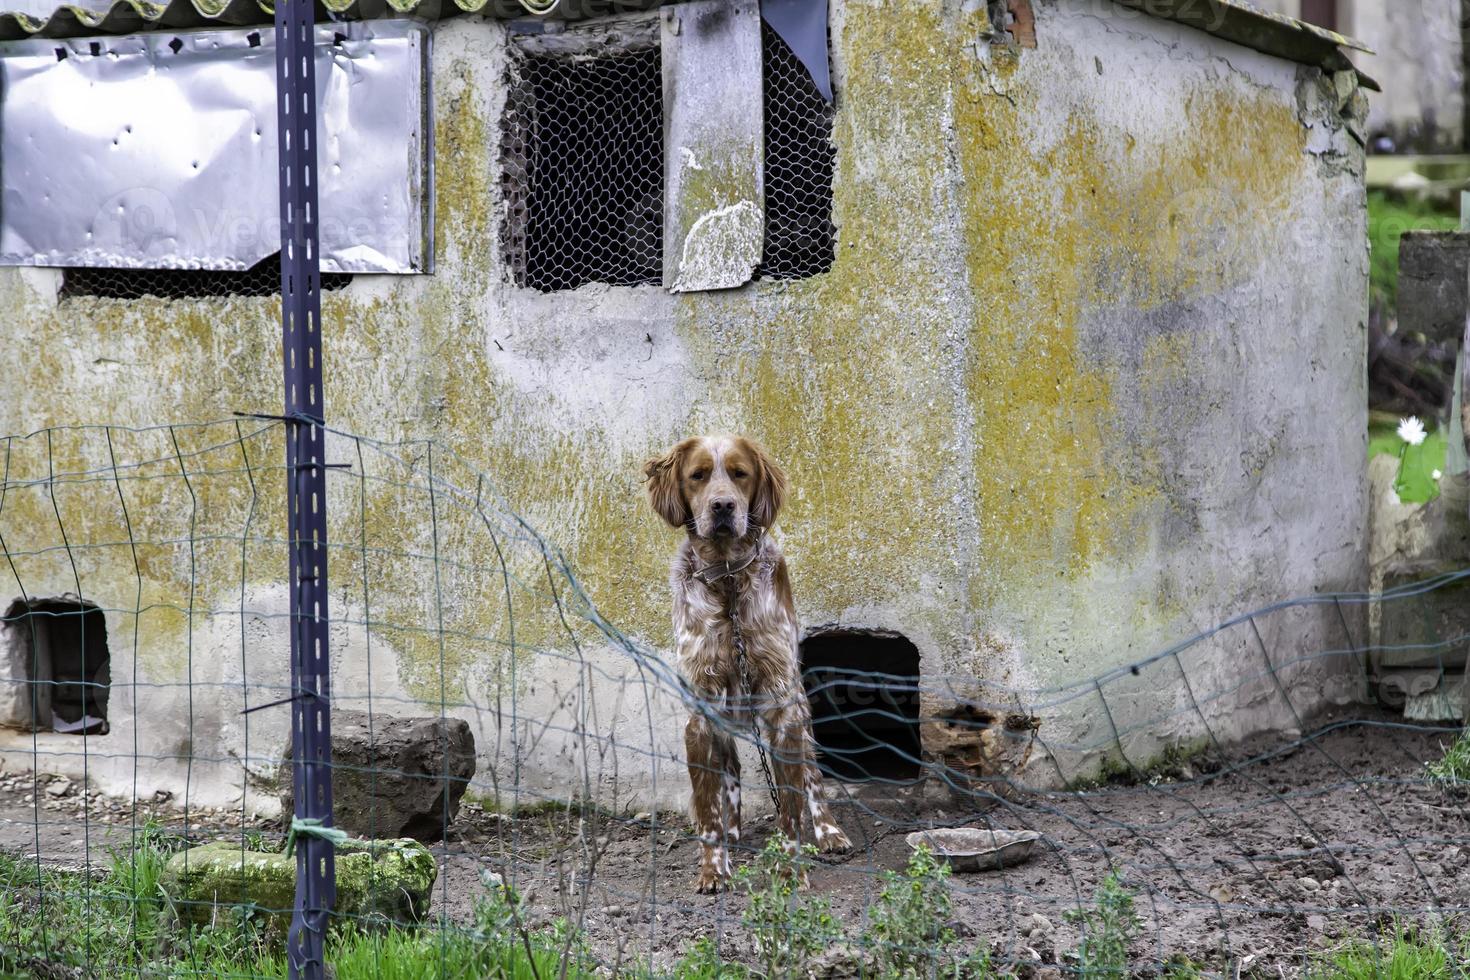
[161,837,437,933]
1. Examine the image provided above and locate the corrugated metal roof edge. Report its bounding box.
[0,0,1375,88]
[0,0,659,40]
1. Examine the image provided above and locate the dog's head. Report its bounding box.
[643,435,786,540]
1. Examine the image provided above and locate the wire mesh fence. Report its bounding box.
[0,416,1464,978]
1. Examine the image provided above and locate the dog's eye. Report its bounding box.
[730,469,748,479]
[689,471,707,482]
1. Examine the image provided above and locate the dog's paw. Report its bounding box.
[695,868,731,894]
[815,822,851,854]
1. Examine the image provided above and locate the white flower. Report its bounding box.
[1397,416,1427,446]
[1433,469,1443,480]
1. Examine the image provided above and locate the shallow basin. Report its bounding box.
[904,828,1040,872]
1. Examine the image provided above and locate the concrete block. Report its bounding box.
[1398,231,1470,345]
[1377,565,1470,671]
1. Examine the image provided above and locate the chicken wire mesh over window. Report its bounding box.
[502,46,665,293]
[502,19,835,293]
[59,253,353,301]
[758,22,835,281]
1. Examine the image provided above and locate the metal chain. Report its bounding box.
[722,579,781,812]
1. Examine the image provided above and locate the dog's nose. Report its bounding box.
[711,498,735,517]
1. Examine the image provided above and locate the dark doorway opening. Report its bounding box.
[4,597,111,735]
[800,630,922,782]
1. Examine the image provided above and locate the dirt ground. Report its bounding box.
[1,711,1467,976]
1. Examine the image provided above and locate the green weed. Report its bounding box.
[0,840,594,980]
[1066,872,1139,978]
[736,837,840,980]
[866,844,990,978]
[671,936,747,980]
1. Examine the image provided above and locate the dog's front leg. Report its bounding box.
[685,712,735,893]
[765,689,852,860]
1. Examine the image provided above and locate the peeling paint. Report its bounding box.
[671,200,763,293]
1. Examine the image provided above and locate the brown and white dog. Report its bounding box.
[643,435,851,893]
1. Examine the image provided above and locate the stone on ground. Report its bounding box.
[279,710,476,841]
[161,837,437,931]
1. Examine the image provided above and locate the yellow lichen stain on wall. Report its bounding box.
[432,62,496,285]
[647,0,1315,667]
[950,18,1308,609]
[0,286,290,676]
[338,65,668,701]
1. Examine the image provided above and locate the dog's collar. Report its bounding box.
[691,534,763,586]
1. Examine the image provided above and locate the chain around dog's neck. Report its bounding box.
[690,529,764,586]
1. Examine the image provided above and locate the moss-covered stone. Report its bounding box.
[160,837,438,933]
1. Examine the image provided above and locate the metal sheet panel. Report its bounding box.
[0,20,430,273]
[661,0,763,293]
[759,0,829,102]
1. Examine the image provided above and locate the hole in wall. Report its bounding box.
[59,251,353,302]
[800,629,921,782]
[2,597,111,735]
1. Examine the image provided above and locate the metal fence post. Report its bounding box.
[274,2,335,976]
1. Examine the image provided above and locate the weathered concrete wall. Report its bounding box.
[0,0,1369,813]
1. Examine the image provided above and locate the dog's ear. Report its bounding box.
[643,439,695,529]
[742,438,787,531]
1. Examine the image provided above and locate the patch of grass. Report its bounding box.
[0,839,596,980]
[1065,872,1139,979]
[1368,191,1458,317]
[1427,728,1470,787]
[0,825,206,977]
[1308,926,1469,980]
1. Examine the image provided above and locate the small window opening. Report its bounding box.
[2,597,111,735]
[502,44,664,292]
[58,252,353,302]
[758,21,836,280]
[800,630,921,782]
